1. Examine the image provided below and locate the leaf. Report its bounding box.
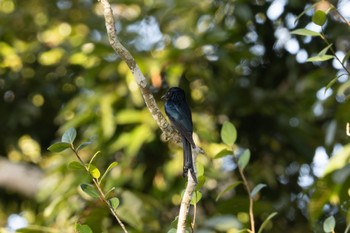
[318,43,333,57]
[238,149,250,170]
[75,223,93,233]
[108,197,120,210]
[312,10,327,26]
[88,164,101,179]
[290,28,321,37]
[76,141,92,151]
[257,212,278,233]
[323,216,335,232]
[216,181,241,201]
[250,183,267,198]
[47,142,71,152]
[68,161,85,170]
[214,149,233,159]
[191,190,202,205]
[306,54,334,62]
[88,151,100,168]
[80,184,99,199]
[61,128,77,144]
[221,121,237,145]
[100,161,118,183]
[342,50,350,64]
[167,229,177,233]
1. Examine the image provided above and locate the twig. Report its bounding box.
[72,148,129,233]
[237,165,255,233]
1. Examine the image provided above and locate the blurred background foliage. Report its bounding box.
[0,0,350,232]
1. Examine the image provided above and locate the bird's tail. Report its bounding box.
[182,137,198,183]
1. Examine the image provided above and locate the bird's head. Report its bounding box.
[161,87,185,101]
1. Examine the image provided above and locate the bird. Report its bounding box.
[162,87,197,183]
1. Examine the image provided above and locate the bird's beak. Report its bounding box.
[161,94,166,100]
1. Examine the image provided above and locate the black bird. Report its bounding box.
[162,87,197,183]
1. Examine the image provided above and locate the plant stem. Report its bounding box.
[237,166,255,233]
[72,148,129,233]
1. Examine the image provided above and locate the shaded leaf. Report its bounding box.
[294,3,316,24]
[307,54,334,62]
[108,197,120,210]
[47,142,71,152]
[214,149,233,159]
[290,28,320,37]
[221,121,237,145]
[68,161,85,170]
[325,76,339,93]
[312,10,327,26]
[80,184,99,199]
[76,141,92,151]
[342,50,350,64]
[323,216,335,232]
[61,128,77,144]
[88,164,101,179]
[257,212,278,233]
[216,181,241,201]
[75,223,93,233]
[238,149,250,170]
[250,183,267,198]
[100,161,118,183]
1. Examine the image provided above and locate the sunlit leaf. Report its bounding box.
[88,164,101,179]
[323,216,335,232]
[250,183,267,198]
[191,190,202,205]
[76,141,92,151]
[257,212,278,233]
[167,229,177,233]
[238,149,250,170]
[100,161,118,183]
[216,181,241,201]
[108,197,120,210]
[290,28,321,37]
[80,184,99,199]
[221,121,237,145]
[68,161,85,170]
[312,10,327,26]
[306,54,334,62]
[75,223,93,233]
[47,142,71,152]
[214,149,233,159]
[61,128,77,144]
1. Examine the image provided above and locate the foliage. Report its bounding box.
[0,0,350,232]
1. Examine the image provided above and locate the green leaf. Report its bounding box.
[312,10,327,26]
[257,212,278,233]
[307,54,334,62]
[88,164,101,179]
[68,161,85,170]
[76,141,92,151]
[191,190,202,205]
[318,43,333,56]
[88,151,100,168]
[221,121,237,145]
[167,229,177,233]
[100,161,118,183]
[108,197,120,210]
[216,181,241,201]
[323,216,335,232]
[214,149,233,159]
[238,149,250,170]
[75,223,93,233]
[61,128,77,144]
[80,184,99,199]
[290,28,321,37]
[250,183,267,198]
[47,142,71,152]
[342,50,350,64]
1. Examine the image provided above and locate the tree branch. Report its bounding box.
[98,0,199,231]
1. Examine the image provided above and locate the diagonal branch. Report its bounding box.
[98,0,199,232]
